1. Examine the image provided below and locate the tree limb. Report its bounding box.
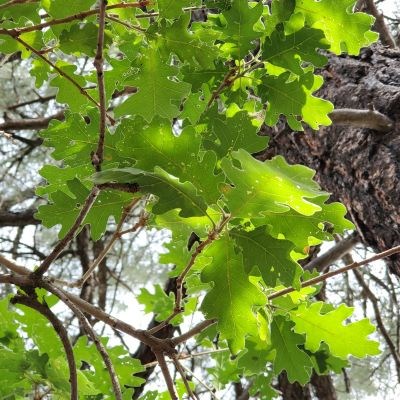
[34,187,100,277]
[330,108,394,132]
[364,0,397,48]
[304,232,360,272]
[269,243,400,300]
[11,294,78,400]
[0,110,64,131]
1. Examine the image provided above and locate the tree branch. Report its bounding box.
[0,2,151,35]
[330,108,394,132]
[151,214,230,335]
[92,0,107,171]
[172,319,217,346]
[34,187,100,277]
[11,294,78,400]
[304,232,360,272]
[12,36,101,110]
[0,110,64,131]
[47,284,123,400]
[364,0,397,48]
[268,243,400,300]
[0,253,32,275]
[353,268,400,381]
[154,351,178,400]
[73,198,144,288]
[0,208,38,227]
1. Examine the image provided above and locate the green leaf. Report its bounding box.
[159,14,219,69]
[309,344,349,375]
[231,226,302,288]
[290,302,381,358]
[295,0,378,54]
[35,178,133,240]
[202,108,266,158]
[237,338,274,375]
[263,195,354,252]
[200,236,266,354]
[115,47,191,121]
[15,303,65,360]
[260,70,334,130]
[219,0,263,58]
[221,149,325,218]
[37,164,94,197]
[116,117,224,203]
[50,63,90,112]
[47,0,97,18]
[39,111,122,167]
[263,27,329,75]
[271,315,313,384]
[263,0,296,37]
[93,167,209,218]
[59,23,100,56]
[157,0,201,19]
[155,209,220,274]
[138,284,176,321]
[181,90,208,124]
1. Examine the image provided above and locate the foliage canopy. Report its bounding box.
[0,0,381,398]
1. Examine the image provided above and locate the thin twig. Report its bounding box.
[34,187,100,277]
[172,356,199,400]
[179,362,220,400]
[11,294,78,400]
[172,319,218,346]
[155,352,178,400]
[0,0,38,11]
[304,232,360,272]
[206,68,237,109]
[47,284,123,399]
[13,36,101,109]
[135,5,208,19]
[268,244,400,300]
[92,0,107,171]
[0,2,151,35]
[353,268,400,381]
[41,281,175,354]
[73,198,144,288]
[143,348,229,369]
[0,253,32,275]
[7,94,56,110]
[150,215,230,335]
[105,14,146,33]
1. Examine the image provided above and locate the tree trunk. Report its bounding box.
[262,43,400,275]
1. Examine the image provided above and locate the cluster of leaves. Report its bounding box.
[0,0,381,397]
[0,295,145,399]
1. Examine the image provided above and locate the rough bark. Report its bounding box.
[278,372,312,400]
[262,43,400,276]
